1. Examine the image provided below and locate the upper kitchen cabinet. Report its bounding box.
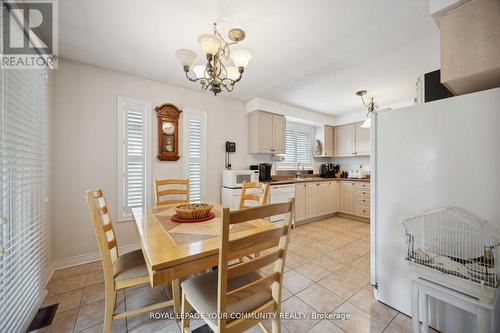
[333,122,370,156]
[314,125,334,157]
[248,111,286,154]
[355,122,370,155]
[438,0,500,95]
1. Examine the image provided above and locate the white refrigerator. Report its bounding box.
[372,87,500,333]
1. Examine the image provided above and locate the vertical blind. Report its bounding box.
[184,111,206,203]
[117,97,150,220]
[277,122,314,170]
[0,69,48,332]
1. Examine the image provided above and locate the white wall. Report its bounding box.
[51,59,249,260]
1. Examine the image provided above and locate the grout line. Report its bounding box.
[72,275,87,333]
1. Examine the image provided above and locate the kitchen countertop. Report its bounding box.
[263,177,370,185]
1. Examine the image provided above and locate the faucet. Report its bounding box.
[296,162,302,179]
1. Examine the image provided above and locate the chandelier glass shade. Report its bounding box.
[175,23,252,95]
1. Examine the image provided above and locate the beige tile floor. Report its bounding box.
[38,216,438,333]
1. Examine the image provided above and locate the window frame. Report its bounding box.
[182,109,208,202]
[276,122,314,171]
[116,96,152,222]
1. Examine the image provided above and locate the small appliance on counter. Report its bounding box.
[222,169,260,210]
[320,163,340,178]
[258,163,272,181]
[222,169,259,189]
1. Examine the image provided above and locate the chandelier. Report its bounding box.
[175,23,252,95]
[356,90,378,128]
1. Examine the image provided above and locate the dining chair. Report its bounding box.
[238,181,270,209]
[155,178,190,206]
[85,188,178,333]
[180,199,294,333]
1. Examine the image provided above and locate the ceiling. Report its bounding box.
[59,0,440,115]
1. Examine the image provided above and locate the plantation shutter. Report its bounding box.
[117,97,151,220]
[277,123,313,170]
[183,111,206,203]
[0,69,48,333]
[284,127,296,163]
[296,127,313,164]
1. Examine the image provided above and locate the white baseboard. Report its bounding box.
[52,243,141,271]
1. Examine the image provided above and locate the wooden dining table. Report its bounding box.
[131,201,280,314]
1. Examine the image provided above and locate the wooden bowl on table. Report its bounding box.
[174,203,213,220]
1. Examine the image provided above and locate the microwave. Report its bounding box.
[223,170,259,188]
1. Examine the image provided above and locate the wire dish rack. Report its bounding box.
[403,207,500,302]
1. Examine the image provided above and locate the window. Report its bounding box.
[0,69,48,332]
[117,97,151,221]
[183,110,207,202]
[277,122,314,170]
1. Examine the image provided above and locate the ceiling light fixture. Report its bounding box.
[356,90,378,128]
[175,23,252,96]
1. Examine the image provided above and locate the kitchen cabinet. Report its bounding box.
[354,182,370,218]
[334,122,370,156]
[339,181,355,214]
[317,181,339,216]
[355,123,370,155]
[334,124,355,156]
[248,111,286,154]
[339,181,370,218]
[439,0,500,95]
[305,183,319,219]
[294,183,306,222]
[314,125,334,157]
[295,180,340,222]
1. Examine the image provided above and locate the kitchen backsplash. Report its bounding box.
[248,154,370,176]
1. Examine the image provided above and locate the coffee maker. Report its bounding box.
[258,163,272,181]
[320,163,340,178]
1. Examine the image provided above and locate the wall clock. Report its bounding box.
[155,103,182,161]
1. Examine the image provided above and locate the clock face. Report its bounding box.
[162,121,175,135]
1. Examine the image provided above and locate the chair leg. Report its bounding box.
[103,289,116,333]
[271,316,281,333]
[181,291,192,331]
[172,279,181,319]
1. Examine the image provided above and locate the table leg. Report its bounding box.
[171,279,181,320]
[411,280,420,333]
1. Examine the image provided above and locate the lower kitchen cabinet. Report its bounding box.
[295,181,340,222]
[294,183,307,221]
[339,181,355,214]
[339,181,370,218]
[318,181,339,216]
[294,180,369,222]
[305,183,319,219]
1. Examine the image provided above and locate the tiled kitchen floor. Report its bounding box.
[38,216,437,333]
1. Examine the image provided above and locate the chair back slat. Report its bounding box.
[228,226,288,254]
[238,181,270,209]
[230,201,291,224]
[155,178,189,206]
[216,199,294,330]
[85,189,118,287]
[227,249,284,280]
